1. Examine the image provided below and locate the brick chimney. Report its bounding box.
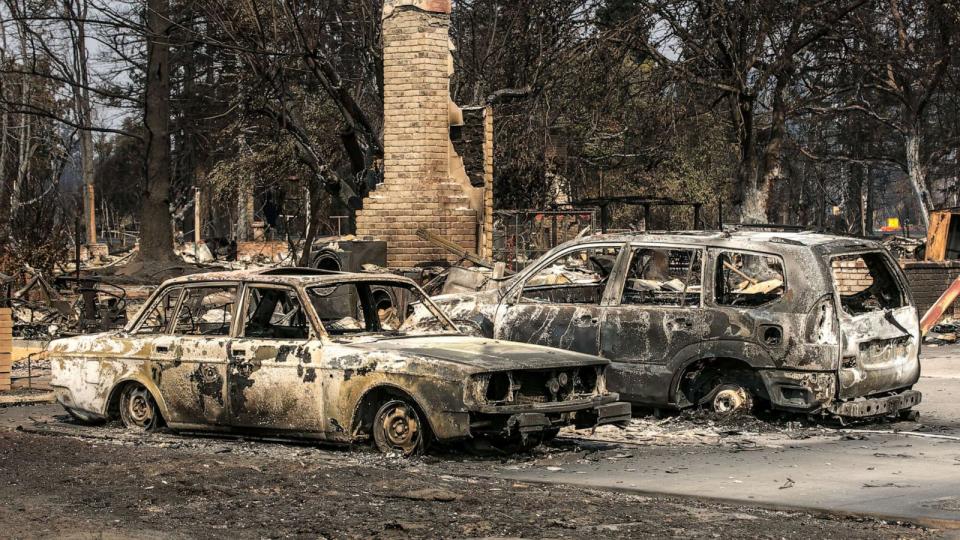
[356,0,493,267]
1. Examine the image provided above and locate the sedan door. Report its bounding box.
[227,284,325,433]
[493,243,629,356]
[161,284,239,427]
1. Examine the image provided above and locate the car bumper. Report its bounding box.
[503,401,632,434]
[759,369,921,417]
[469,393,620,415]
[825,390,922,417]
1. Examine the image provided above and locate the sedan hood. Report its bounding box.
[345,335,607,372]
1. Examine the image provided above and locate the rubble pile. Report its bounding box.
[925,320,958,345]
[559,412,832,449]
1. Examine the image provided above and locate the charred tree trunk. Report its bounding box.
[66,0,97,246]
[904,126,933,230]
[730,93,764,224]
[297,178,323,267]
[756,79,790,225]
[0,22,10,242]
[140,0,176,263]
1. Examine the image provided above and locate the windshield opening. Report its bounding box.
[307,281,456,337]
[830,252,905,316]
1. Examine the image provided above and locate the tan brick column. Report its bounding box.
[481,106,494,258]
[356,0,478,267]
[0,308,11,392]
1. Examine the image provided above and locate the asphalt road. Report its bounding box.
[480,344,960,529]
[1,345,958,535]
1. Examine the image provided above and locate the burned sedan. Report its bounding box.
[48,269,629,455]
[426,230,922,419]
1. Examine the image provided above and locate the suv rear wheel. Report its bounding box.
[706,383,754,415]
[686,368,758,416]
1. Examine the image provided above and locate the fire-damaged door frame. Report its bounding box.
[492,242,630,356]
[228,282,326,432]
[601,243,707,404]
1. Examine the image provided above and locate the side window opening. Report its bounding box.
[715,252,785,307]
[133,287,182,335]
[622,248,702,307]
[309,283,367,334]
[173,286,237,336]
[243,287,310,340]
[520,246,621,304]
[307,283,423,336]
[831,253,905,316]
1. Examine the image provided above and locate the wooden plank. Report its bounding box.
[416,228,514,274]
[921,275,960,335]
[925,211,951,262]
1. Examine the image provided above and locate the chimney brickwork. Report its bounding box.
[356,0,492,267]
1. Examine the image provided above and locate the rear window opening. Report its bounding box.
[830,253,905,316]
[715,252,785,307]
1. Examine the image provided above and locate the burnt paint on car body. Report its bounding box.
[48,269,628,446]
[428,230,922,417]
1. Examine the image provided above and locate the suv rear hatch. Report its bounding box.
[829,251,921,399]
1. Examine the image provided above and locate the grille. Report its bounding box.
[510,367,599,404]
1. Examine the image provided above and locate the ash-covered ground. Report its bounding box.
[0,404,943,540]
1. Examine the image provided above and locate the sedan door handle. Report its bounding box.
[156,346,170,354]
[579,314,599,324]
[232,349,246,358]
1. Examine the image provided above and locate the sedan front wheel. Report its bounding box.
[372,399,426,456]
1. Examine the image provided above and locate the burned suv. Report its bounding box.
[428,231,922,418]
[49,269,629,455]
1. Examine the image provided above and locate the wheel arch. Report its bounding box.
[668,351,768,407]
[349,383,444,443]
[104,376,171,422]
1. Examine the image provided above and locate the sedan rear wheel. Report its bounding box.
[372,399,425,456]
[119,384,161,432]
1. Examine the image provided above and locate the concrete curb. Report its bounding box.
[0,392,55,406]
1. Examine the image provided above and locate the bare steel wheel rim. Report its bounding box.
[121,386,156,429]
[712,386,748,414]
[374,401,422,456]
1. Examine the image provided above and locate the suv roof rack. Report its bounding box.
[724,223,813,232]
